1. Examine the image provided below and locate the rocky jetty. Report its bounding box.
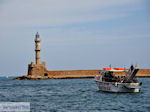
[13,69,150,80]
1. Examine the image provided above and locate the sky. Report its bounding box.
[0,0,150,76]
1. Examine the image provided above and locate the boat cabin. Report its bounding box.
[100,68,126,82]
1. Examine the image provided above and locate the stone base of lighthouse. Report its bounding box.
[27,61,49,78]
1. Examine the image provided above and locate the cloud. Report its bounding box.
[0,0,142,28]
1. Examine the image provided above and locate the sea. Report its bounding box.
[0,77,149,112]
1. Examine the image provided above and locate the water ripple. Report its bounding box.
[0,78,149,112]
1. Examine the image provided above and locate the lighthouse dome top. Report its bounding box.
[35,32,41,42]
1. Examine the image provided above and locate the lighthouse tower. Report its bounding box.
[35,32,41,64]
[27,32,48,77]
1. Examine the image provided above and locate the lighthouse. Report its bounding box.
[27,32,47,77]
[35,32,41,64]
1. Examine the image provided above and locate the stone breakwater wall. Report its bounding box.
[13,69,150,80]
[114,69,150,77]
[46,70,99,79]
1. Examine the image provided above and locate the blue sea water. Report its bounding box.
[0,77,149,112]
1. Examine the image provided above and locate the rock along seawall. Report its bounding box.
[13,69,150,80]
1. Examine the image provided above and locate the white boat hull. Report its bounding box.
[95,80,141,93]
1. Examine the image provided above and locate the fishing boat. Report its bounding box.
[94,65,142,93]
